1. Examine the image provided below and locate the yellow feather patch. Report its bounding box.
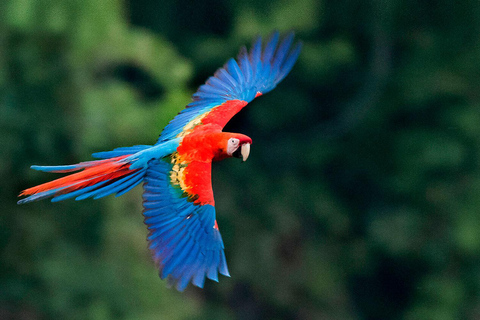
[169,152,189,192]
[175,113,207,138]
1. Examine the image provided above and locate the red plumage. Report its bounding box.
[173,124,252,205]
[20,155,137,198]
[201,99,248,128]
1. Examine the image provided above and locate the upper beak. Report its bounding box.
[240,143,250,162]
[233,143,251,161]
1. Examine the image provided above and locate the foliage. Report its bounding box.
[2,0,480,319]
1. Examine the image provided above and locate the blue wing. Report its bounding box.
[142,158,229,291]
[158,31,302,142]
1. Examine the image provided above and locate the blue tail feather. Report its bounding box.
[92,145,151,159]
[51,181,108,202]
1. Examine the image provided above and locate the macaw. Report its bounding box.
[18,32,302,291]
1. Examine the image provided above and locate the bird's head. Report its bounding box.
[216,133,252,162]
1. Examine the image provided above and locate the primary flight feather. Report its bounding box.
[18,32,302,291]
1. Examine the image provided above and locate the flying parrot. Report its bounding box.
[18,32,302,291]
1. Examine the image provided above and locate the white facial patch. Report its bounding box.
[227,138,240,155]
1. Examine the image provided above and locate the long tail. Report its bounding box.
[18,146,151,204]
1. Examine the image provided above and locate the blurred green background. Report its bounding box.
[2,0,480,319]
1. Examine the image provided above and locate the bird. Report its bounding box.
[18,32,302,291]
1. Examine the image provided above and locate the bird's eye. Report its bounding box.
[227,138,240,155]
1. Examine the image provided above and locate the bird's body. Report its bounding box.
[18,32,301,291]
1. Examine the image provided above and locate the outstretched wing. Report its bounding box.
[158,31,302,142]
[142,156,228,291]
[145,32,301,290]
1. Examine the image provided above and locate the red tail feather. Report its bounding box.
[20,155,136,197]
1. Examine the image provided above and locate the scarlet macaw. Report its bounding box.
[18,32,302,291]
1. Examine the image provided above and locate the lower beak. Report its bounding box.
[241,143,250,162]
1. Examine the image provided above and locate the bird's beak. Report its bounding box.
[241,143,250,162]
[232,143,251,161]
